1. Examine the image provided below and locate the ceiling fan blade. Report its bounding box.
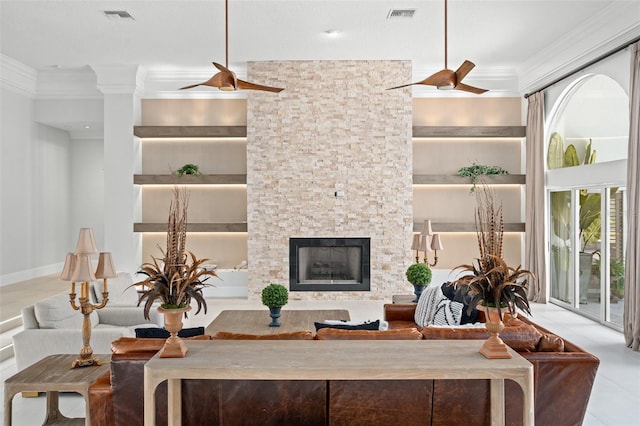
[212,61,231,73]
[419,69,456,88]
[180,69,237,91]
[454,82,488,94]
[454,60,475,82]
[237,79,284,93]
[386,82,418,90]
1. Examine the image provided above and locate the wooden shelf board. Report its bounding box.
[413,222,525,233]
[412,126,526,138]
[413,174,525,185]
[134,126,247,138]
[133,125,523,139]
[134,174,247,185]
[134,223,248,233]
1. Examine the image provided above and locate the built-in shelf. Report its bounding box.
[133,125,525,139]
[134,174,247,185]
[413,174,525,185]
[413,222,525,233]
[134,126,247,138]
[412,126,526,138]
[134,223,248,233]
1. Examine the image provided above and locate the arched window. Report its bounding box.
[546,74,628,329]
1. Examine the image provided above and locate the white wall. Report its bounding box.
[70,138,104,248]
[1,86,73,285]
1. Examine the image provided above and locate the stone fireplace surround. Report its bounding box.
[246,60,413,301]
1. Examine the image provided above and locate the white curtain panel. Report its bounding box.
[525,92,547,303]
[624,41,640,352]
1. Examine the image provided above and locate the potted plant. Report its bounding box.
[406,263,432,302]
[261,283,289,327]
[447,186,535,359]
[133,186,217,357]
[176,163,201,177]
[457,163,509,193]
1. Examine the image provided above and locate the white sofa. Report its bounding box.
[12,273,162,371]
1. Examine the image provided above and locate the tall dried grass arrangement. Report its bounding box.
[133,186,217,320]
[165,186,189,271]
[449,185,534,320]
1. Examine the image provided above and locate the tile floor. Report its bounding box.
[1,282,639,425]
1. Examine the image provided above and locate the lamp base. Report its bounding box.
[71,356,101,369]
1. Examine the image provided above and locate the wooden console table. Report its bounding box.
[144,340,534,426]
[205,309,350,335]
[4,354,110,426]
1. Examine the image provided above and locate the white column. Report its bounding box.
[92,65,143,275]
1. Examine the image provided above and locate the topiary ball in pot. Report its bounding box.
[406,263,432,302]
[261,283,289,327]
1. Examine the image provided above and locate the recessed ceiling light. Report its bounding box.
[323,29,341,38]
[103,10,135,21]
[84,125,91,129]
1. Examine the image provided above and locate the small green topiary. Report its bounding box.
[406,263,432,286]
[261,283,289,307]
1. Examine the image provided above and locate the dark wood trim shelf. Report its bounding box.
[134,174,247,185]
[134,126,247,138]
[413,222,525,233]
[134,223,248,233]
[412,126,526,138]
[413,174,525,185]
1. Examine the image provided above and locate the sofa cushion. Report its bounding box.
[415,285,463,327]
[93,272,138,306]
[315,327,423,340]
[34,292,99,329]
[431,298,464,326]
[314,320,380,331]
[134,327,205,339]
[421,321,544,352]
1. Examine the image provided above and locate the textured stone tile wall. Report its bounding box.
[246,61,413,300]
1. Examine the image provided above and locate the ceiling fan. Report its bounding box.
[180,0,283,93]
[388,0,487,94]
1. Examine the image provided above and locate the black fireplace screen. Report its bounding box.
[289,238,370,291]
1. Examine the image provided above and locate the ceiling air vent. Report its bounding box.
[103,10,135,21]
[387,9,416,19]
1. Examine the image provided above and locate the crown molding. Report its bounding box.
[0,54,36,97]
[92,64,144,95]
[36,67,102,100]
[518,1,640,95]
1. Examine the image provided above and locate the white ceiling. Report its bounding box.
[1,0,639,99]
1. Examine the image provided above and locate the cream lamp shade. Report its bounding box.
[60,253,77,281]
[431,233,444,251]
[75,228,99,255]
[420,235,433,252]
[95,252,117,279]
[411,234,421,250]
[421,220,433,236]
[71,254,97,282]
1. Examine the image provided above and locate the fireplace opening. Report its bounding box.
[289,238,370,291]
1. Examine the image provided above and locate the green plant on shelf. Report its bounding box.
[176,164,201,177]
[457,163,509,193]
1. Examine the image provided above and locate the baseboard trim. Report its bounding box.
[0,263,63,287]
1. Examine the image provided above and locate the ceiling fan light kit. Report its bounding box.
[387,0,488,94]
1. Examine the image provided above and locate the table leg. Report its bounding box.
[167,379,181,426]
[144,369,157,426]
[44,391,65,424]
[511,370,535,426]
[4,389,15,426]
[490,379,505,426]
